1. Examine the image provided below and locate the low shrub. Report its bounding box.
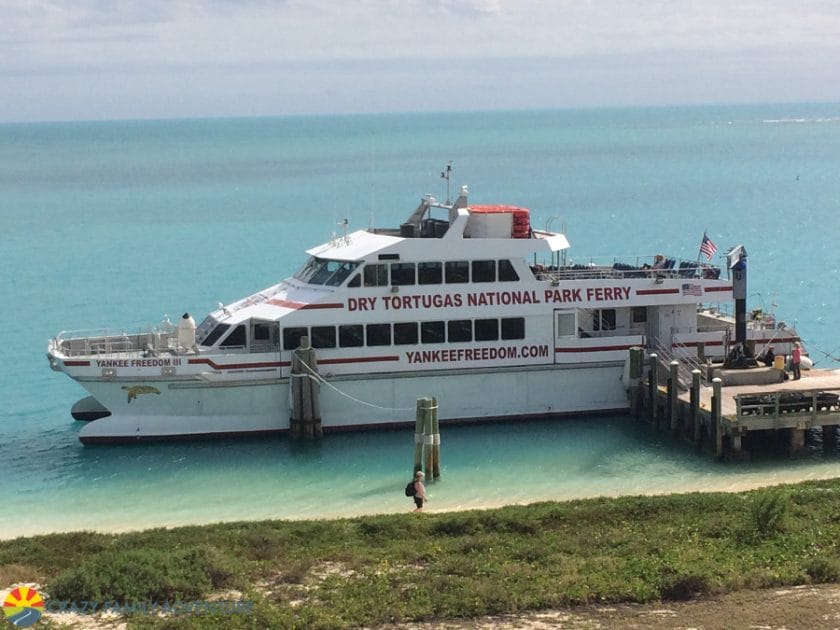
[805,556,840,583]
[749,491,788,537]
[47,544,235,603]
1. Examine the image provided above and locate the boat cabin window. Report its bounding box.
[498,260,519,282]
[294,257,359,286]
[555,311,577,338]
[390,263,416,286]
[593,309,616,332]
[279,316,528,350]
[311,326,336,349]
[195,316,219,344]
[472,260,496,283]
[418,262,442,285]
[421,321,445,343]
[448,319,472,343]
[474,318,499,341]
[366,323,391,346]
[347,274,361,288]
[220,324,246,348]
[632,307,647,324]
[339,324,364,347]
[363,264,389,287]
[445,261,470,283]
[501,317,525,340]
[325,261,359,286]
[201,323,230,347]
[251,321,278,352]
[253,323,272,341]
[394,322,419,345]
[283,327,308,350]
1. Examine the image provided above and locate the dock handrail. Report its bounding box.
[735,388,840,423]
[651,339,690,390]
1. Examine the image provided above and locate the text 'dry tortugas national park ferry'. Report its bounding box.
[47,185,798,443]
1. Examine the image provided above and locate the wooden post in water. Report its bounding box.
[421,397,434,480]
[290,350,303,441]
[431,396,441,479]
[628,347,644,418]
[289,337,322,441]
[413,398,425,475]
[823,425,837,453]
[712,377,723,458]
[697,341,706,364]
[691,369,701,443]
[413,397,441,480]
[669,360,680,434]
[648,353,659,426]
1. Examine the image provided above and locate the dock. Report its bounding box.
[632,350,840,459]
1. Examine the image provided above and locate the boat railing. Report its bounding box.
[533,256,722,283]
[52,325,178,357]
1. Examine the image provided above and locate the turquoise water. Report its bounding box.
[3,104,840,539]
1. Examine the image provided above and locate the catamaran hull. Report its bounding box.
[75,363,629,443]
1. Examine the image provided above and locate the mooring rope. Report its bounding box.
[296,358,416,412]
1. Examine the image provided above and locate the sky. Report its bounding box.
[2,0,840,122]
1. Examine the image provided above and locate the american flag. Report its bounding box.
[682,283,702,296]
[699,232,717,260]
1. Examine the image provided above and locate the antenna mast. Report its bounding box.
[441,161,453,204]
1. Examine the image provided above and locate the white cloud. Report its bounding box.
[2,0,840,120]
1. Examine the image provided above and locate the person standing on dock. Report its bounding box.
[412,471,427,512]
[792,342,802,380]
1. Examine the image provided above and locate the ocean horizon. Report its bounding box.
[3,102,840,539]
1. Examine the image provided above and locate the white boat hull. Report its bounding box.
[76,363,628,443]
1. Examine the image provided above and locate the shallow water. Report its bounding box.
[3,104,840,539]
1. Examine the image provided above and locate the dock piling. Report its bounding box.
[413,397,441,480]
[691,369,701,442]
[628,347,644,418]
[669,360,680,434]
[289,338,322,441]
[413,399,425,474]
[712,377,723,458]
[649,353,659,427]
[431,396,441,479]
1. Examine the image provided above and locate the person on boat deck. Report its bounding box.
[764,346,775,366]
[652,254,666,269]
[412,471,427,513]
[791,342,802,380]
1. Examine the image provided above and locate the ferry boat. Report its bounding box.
[47,186,799,443]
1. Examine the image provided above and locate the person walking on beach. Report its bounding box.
[412,470,427,512]
[792,341,802,380]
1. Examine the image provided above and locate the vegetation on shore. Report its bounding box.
[3,479,840,628]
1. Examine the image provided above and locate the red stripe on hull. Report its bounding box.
[704,286,732,292]
[636,288,679,295]
[188,358,289,370]
[267,298,343,310]
[64,360,91,367]
[320,355,400,365]
[555,345,637,353]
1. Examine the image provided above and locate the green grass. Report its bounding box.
[3,479,840,628]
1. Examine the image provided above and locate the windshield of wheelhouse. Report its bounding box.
[293,257,359,286]
[195,315,220,345]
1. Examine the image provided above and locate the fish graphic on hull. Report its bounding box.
[121,385,161,403]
